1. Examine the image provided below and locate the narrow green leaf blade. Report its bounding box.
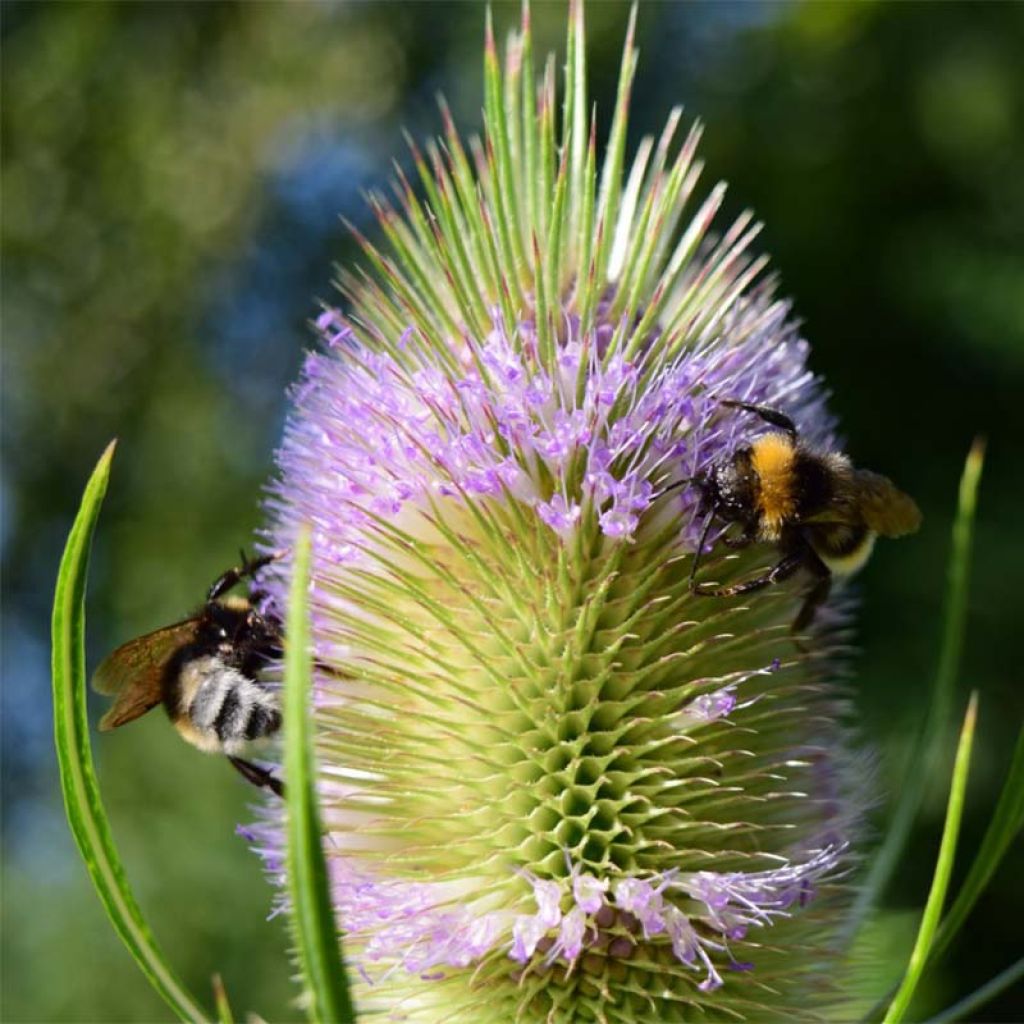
[51,441,209,1023]
[851,439,985,931]
[924,956,1024,1024]
[882,693,979,1024]
[931,723,1024,960]
[862,724,1024,1023]
[284,525,356,1024]
[212,975,235,1024]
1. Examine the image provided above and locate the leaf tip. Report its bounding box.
[94,439,118,480]
[484,6,497,59]
[967,435,986,471]
[964,690,979,734]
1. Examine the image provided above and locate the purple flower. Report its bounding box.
[246,5,868,1019]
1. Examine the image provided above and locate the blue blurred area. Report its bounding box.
[201,132,376,404]
[3,2,1022,1020]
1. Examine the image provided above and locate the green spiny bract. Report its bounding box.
[248,4,866,1020]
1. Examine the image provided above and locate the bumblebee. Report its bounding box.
[92,553,285,796]
[687,400,921,631]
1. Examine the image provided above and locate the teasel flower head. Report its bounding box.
[248,4,868,1019]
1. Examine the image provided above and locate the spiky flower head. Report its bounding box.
[249,5,867,1020]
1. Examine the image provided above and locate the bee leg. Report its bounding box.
[208,552,277,602]
[691,549,805,598]
[688,508,719,594]
[228,755,285,799]
[721,525,756,550]
[791,553,832,633]
[720,399,798,439]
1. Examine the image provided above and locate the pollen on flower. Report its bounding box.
[572,870,608,914]
[499,847,844,994]
[315,307,354,349]
[248,3,869,1020]
[680,686,739,723]
[536,493,582,535]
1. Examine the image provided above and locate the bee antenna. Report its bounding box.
[719,398,798,439]
[652,476,694,503]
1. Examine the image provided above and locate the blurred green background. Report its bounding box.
[2,2,1022,1021]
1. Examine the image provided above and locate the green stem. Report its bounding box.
[924,957,1024,1024]
[882,694,978,1024]
[284,526,357,1023]
[850,439,984,932]
[52,441,210,1023]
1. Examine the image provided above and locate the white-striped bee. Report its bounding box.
[92,553,285,796]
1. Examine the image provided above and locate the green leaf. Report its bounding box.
[882,693,979,1024]
[211,975,235,1024]
[931,723,1024,960]
[284,525,357,1024]
[51,441,210,1023]
[862,723,1024,1023]
[850,438,985,932]
[924,956,1024,1024]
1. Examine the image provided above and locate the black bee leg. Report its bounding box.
[791,553,832,633]
[652,476,695,503]
[691,549,805,598]
[688,509,719,594]
[208,552,278,602]
[721,525,756,550]
[228,756,285,799]
[720,399,798,439]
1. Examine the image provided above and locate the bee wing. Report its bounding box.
[854,469,922,537]
[92,620,199,731]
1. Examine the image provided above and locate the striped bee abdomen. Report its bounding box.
[170,655,281,754]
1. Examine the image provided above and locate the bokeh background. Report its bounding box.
[3,2,1022,1021]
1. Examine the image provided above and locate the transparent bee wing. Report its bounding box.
[98,685,164,732]
[798,508,846,525]
[92,620,199,731]
[854,469,922,538]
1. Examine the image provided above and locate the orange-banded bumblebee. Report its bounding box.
[92,553,285,796]
[686,400,921,631]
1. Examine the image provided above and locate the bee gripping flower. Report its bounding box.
[248,4,868,1020]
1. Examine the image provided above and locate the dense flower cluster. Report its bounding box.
[290,293,828,555]
[247,6,867,1020]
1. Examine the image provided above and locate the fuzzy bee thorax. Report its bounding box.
[749,433,798,540]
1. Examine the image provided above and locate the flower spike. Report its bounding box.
[248,5,867,1020]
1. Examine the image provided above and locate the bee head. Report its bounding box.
[203,598,252,643]
[697,447,758,525]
